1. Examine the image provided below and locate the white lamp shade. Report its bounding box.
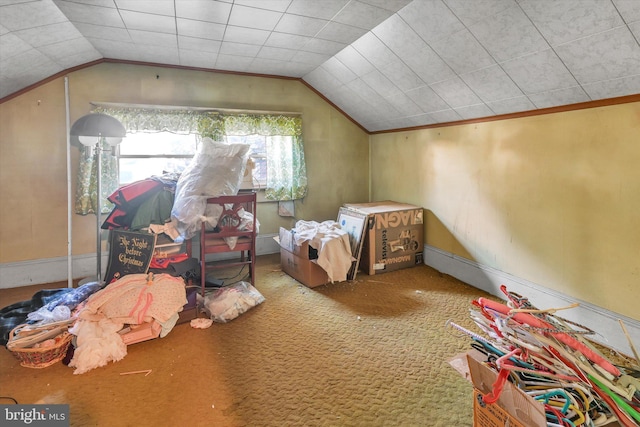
[105,136,123,146]
[78,135,100,146]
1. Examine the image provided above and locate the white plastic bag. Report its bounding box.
[171,137,250,240]
[203,282,265,323]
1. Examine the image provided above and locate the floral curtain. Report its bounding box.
[75,107,306,215]
[222,114,307,201]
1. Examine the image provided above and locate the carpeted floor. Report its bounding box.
[0,253,494,427]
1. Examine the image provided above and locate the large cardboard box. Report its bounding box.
[451,350,624,427]
[277,227,329,288]
[343,201,424,275]
[466,350,546,427]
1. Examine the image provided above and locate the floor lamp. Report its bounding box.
[70,113,126,284]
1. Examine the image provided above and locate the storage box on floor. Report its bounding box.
[452,350,624,427]
[343,201,424,275]
[277,227,329,288]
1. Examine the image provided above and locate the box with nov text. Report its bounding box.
[343,201,424,275]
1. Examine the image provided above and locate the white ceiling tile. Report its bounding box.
[359,0,412,13]
[321,57,357,84]
[0,48,62,80]
[398,0,465,44]
[179,49,218,69]
[469,5,549,62]
[528,86,590,109]
[265,32,310,49]
[175,0,232,24]
[334,45,375,76]
[429,108,463,123]
[454,103,496,120]
[629,21,640,40]
[384,92,424,116]
[215,53,254,72]
[13,21,80,47]
[120,10,175,34]
[346,78,385,105]
[501,48,578,94]
[0,32,32,60]
[228,4,283,31]
[73,23,132,42]
[257,46,296,61]
[361,69,401,98]
[136,45,180,66]
[176,19,226,41]
[352,32,397,70]
[178,36,221,54]
[333,1,392,29]
[53,1,125,27]
[304,66,341,93]
[38,36,97,59]
[613,0,640,23]
[405,85,450,113]
[379,60,424,92]
[224,26,270,45]
[485,96,537,115]
[234,0,291,13]
[128,30,176,47]
[285,0,348,20]
[0,24,9,36]
[315,21,367,44]
[291,50,330,65]
[219,41,261,57]
[373,15,455,84]
[50,48,102,69]
[115,0,175,16]
[460,65,523,102]
[275,13,327,37]
[519,0,625,46]
[86,37,138,58]
[581,74,640,100]
[250,58,314,76]
[430,77,482,108]
[301,38,346,55]
[430,29,496,74]
[555,26,640,84]
[444,0,517,27]
[0,0,66,31]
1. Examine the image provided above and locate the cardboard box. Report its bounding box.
[277,227,328,288]
[466,350,546,427]
[451,350,623,427]
[343,201,424,275]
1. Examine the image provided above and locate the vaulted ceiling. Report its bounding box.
[2,0,640,132]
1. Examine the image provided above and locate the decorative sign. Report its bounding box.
[104,230,157,284]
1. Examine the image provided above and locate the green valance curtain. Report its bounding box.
[75,107,307,215]
[220,114,307,201]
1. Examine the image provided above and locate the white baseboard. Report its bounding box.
[423,244,640,358]
[0,233,281,289]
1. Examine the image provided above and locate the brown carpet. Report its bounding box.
[0,254,494,427]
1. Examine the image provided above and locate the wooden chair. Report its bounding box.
[199,192,257,295]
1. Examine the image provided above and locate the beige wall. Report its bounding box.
[0,62,370,265]
[370,102,640,320]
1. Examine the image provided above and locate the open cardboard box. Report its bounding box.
[275,227,329,288]
[450,350,623,427]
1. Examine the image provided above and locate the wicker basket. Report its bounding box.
[7,325,73,369]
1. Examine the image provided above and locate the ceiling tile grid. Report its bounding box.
[1,0,639,132]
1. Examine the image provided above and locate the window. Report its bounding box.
[118,132,196,184]
[117,132,269,187]
[75,106,307,216]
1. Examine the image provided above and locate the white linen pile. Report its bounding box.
[69,273,186,374]
[292,220,354,282]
